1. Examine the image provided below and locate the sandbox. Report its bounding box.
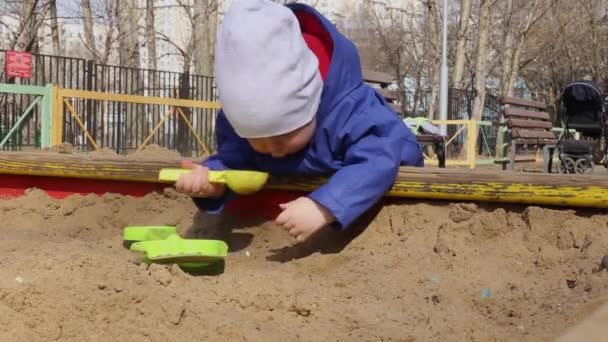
[0,181,607,341]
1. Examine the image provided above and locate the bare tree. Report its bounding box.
[77,0,120,65]
[499,0,552,97]
[8,0,53,53]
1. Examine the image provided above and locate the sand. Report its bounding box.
[0,185,606,342]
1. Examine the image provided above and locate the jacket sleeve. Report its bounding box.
[192,111,253,213]
[308,112,421,230]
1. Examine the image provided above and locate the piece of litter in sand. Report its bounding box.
[431,277,440,283]
[14,277,24,284]
[245,251,251,257]
[482,289,491,299]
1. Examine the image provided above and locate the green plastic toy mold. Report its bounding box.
[123,226,177,242]
[129,234,229,264]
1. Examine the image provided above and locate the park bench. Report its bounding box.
[363,69,446,168]
[495,96,557,171]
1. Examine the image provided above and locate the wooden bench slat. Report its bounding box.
[503,107,551,121]
[363,70,393,86]
[511,129,557,140]
[507,118,553,130]
[500,96,547,110]
[513,138,558,145]
[378,88,398,102]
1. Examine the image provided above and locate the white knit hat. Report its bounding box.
[214,0,323,138]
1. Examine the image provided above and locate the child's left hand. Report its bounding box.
[275,197,335,242]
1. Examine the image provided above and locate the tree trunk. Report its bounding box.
[506,44,522,97]
[101,0,117,66]
[117,0,141,69]
[427,0,442,120]
[81,0,99,61]
[452,0,472,89]
[145,0,158,72]
[206,0,218,76]
[193,0,208,76]
[49,0,61,55]
[471,0,494,121]
[589,1,601,81]
[500,0,514,96]
[117,0,144,151]
[470,0,495,160]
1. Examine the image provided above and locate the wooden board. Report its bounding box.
[500,96,547,110]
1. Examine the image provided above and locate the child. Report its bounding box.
[177,0,423,242]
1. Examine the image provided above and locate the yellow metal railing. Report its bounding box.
[52,87,220,155]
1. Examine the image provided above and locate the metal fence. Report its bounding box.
[0,50,216,155]
[0,49,508,157]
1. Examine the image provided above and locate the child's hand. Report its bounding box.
[175,160,225,198]
[275,197,335,242]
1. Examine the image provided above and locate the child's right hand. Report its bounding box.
[175,160,225,198]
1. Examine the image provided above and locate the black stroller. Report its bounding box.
[554,80,607,174]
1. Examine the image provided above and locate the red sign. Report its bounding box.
[5,51,32,78]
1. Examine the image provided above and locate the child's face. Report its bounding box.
[247,119,316,158]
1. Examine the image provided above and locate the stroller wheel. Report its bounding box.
[575,158,594,174]
[558,157,576,174]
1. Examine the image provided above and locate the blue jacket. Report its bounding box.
[194,4,423,229]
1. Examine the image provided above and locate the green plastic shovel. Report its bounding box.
[158,168,269,195]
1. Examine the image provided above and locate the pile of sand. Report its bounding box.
[43,143,186,162]
[0,189,606,341]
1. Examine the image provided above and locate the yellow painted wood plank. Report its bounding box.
[266,181,608,209]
